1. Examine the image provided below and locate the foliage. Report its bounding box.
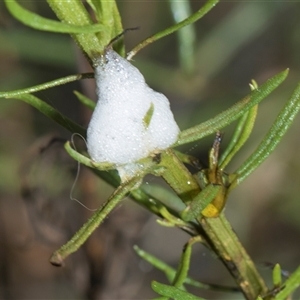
[1,1,300,299]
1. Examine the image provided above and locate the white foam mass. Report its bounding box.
[86,49,180,180]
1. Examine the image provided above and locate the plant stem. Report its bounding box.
[160,150,268,299]
[200,215,268,299]
[160,149,200,204]
[47,0,104,64]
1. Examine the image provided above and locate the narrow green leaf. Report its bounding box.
[50,175,145,266]
[151,281,205,300]
[169,0,196,74]
[173,150,200,167]
[127,0,219,60]
[2,93,86,137]
[143,103,154,128]
[275,265,300,300]
[219,105,258,169]
[0,73,93,98]
[172,245,192,289]
[134,244,185,285]
[5,0,105,33]
[86,0,124,56]
[181,185,221,222]
[236,81,300,184]
[157,206,187,227]
[176,69,289,146]
[172,237,201,288]
[273,264,282,288]
[73,91,96,110]
[64,141,114,170]
[133,245,239,292]
[86,0,100,16]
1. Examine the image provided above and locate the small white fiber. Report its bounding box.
[87,49,179,181]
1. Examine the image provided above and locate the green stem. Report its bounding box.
[159,149,201,204]
[200,215,268,299]
[47,0,106,64]
[160,150,267,299]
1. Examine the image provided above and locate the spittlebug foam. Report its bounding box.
[87,49,180,181]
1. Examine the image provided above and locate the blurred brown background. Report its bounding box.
[0,1,300,299]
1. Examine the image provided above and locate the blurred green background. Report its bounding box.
[1,1,300,299]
